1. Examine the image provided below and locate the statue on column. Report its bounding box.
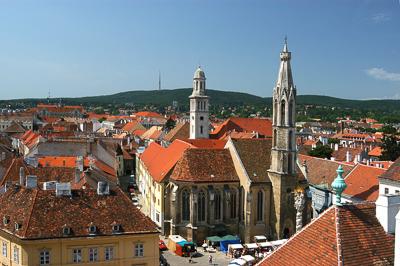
[294,189,305,232]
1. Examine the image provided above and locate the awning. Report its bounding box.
[229,258,247,266]
[207,236,223,242]
[229,244,244,250]
[222,234,239,241]
[258,242,272,248]
[254,235,267,241]
[245,243,259,249]
[240,255,255,262]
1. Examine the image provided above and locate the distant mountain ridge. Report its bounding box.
[2,88,400,110]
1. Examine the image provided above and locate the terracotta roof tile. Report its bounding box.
[368,146,382,157]
[298,154,354,188]
[164,122,190,142]
[134,111,163,118]
[0,187,157,239]
[182,139,227,149]
[343,164,386,201]
[38,156,90,168]
[332,147,363,162]
[232,138,272,183]
[170,149,239,183]
[379,156,400,182]
[259,203,394,266]
[211,117,272,139]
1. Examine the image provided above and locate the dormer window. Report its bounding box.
[62,226,71,236]
[112,224,121,233]
[3,216,9,225]
[14,222,21,231]
[88,224,97,234]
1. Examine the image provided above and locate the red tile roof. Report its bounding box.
[140,140,192,183]
[368,146,382,157]
[164,122,190,142]
[331,147,362,162]
[121,120,145,133]
[343,164,386,201]
[0,187,157,239]
[298,154,354,188]
[170,149,239,183]
[258,203,394,266]
[182,139,227,149]
[38,156,90,168]
[211,117,272,139]
[134,111,163,118]
[379,156,400,182]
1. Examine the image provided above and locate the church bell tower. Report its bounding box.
[189,67,209,139]
[268,38,297,239]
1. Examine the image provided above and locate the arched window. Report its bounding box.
[257,190,264,221]
[214,190,221,220]
[273,129,277,147]
[182,190,190,221]
[281,100,286,126]
[197,191,206,222]
[200,125,203,134]
[288,100,293,126]
[288,131,293,150]
[230,190,237,219]
[274,100,278,125]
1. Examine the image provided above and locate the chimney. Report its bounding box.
[330,157,336,161]
[56,182,72,197]
[19,167,25,186]
[334,143,339,151]
[346,151,351,163]
[375,194,400,234]
[97,181,110,195]
[25,175,37,189]
[395,210,400,266]
[75,168,81,184]
[366,159,371,166]
[76,156,84,172]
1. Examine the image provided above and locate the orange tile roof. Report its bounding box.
[343,164,386,201]
[211,117,272,139]
[140,140,192,183]
[181,139,227,149]
[259,203,394,266]
[134,111,163,118]
[94,160,116,177]
[121,120,145,133]
[38,156,90,168]
[368,146,382,157]
[379,156,400,182]
[369,160,393,169]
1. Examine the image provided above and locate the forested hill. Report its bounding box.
[2,88,400,111]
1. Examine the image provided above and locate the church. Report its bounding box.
[144,40,304,243]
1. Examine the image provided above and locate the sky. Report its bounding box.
[0,0,399,100]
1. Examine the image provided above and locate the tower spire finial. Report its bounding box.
[283,35,288,52]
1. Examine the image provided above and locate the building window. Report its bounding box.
[230,190,237,219]
[288,131,293,150]
[257,190,264,222]
[182,190,190,221]
[214,190,222,220]
[200,116,204,121]
[135,243,144,257]
[385,188,389,194]
[273,129,277,147]
[396,190,400,194]
[274,99,278,125]
[13,246,19,264]
[2,242,7,257]
[89,247,98,262]
[289,100,293,126]
[197,190,206,222]
[105,246,113,261]
[40,250,50,265]
[280,100,286,126]
[200,125,203,134]
[72,248,82,263]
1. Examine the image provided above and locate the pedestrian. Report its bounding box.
[208,254,213,264]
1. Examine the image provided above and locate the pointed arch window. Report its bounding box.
[197,190,206,222]
[280,100,286,126]
[182,190,190,221]
[273,129,277,147]
[214,190,222,220]
[274,100,278,125]
[289,130,293,150]
[230,190,237,219]
[288,153,293,174]
[257,190,264,222]
[289,100,294,126]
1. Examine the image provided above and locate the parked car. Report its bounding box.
[159,240,168,251]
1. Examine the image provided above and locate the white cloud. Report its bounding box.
[365,68,400,81]
[371,13,390,23]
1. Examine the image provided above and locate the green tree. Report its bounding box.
[380,135,400,161]
[381,125,397,135]
[164,118,176,132]
[308,145,333,159]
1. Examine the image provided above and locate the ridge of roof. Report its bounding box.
[23,189,39,238]
[334,206,343,265]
